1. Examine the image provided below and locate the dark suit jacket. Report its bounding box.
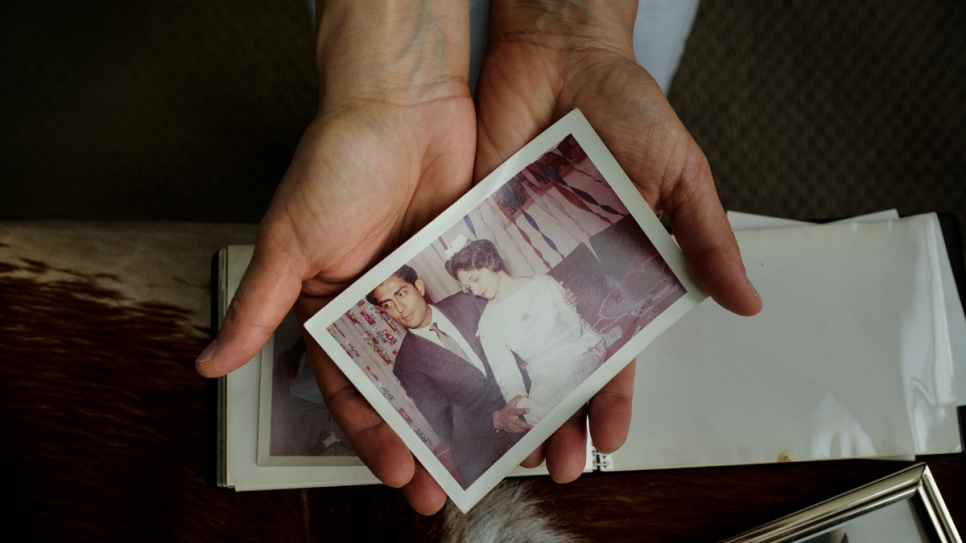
[392,292,511,489]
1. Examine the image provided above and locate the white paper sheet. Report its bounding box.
[610,217,961,472]
[728,210,920,462]
[727,210,901,230]
[913,219,966,410]
[730,211,966,412]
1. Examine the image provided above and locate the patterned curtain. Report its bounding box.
[326,303,441,449]
[418,134,630,300]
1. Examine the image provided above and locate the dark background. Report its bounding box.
[1,0,963,230]
[0,0,316,221]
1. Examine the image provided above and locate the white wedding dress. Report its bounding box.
[478,274,605,425]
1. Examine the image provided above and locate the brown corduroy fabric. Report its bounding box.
[669,0,966,230]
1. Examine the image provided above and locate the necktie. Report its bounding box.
[429,322,470,362]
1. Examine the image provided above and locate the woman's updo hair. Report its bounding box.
[445,239,504,280]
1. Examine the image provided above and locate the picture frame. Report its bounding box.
[720,463,962,543]
[303,109,706,511]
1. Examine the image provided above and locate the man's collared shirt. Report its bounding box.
[408,304,487,376]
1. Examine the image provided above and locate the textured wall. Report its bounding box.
[0,0,317,222]
[669,0,966,230]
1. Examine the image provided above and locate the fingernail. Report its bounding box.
[196,338,220,370]
[747,277,762,301]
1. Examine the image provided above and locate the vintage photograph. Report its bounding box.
[323,136,686,485]
[306,111,704,511]
[256,311,360,466]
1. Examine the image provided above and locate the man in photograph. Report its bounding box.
[367,265,531,488]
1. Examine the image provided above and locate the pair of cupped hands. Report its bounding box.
[195,0,761,514]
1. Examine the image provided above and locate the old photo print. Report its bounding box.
[304,110,706,512]
[255,311,363,467]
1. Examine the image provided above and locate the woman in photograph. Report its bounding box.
[445,239,607,425]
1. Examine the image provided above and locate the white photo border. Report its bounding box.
[304,109,707,512]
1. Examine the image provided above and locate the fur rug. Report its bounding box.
[441,482,579,543]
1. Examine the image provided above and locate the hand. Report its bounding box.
[195,0,473,515]
[561,283,578,307]
[476,0,762,483]
[493,395,534,433]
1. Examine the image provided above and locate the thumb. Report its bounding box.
[196,238,305,378]
[665,157,762,317]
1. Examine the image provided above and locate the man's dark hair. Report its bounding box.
[444,239,504,280]
[365,264,419,306]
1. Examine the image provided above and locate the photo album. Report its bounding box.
[302,110,706,511]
